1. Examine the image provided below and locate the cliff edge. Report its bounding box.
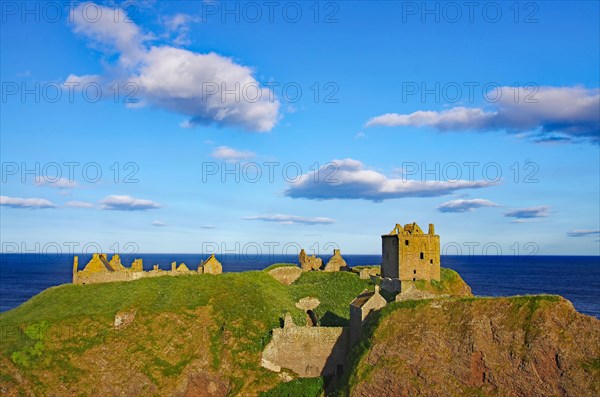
[342,295,600,397]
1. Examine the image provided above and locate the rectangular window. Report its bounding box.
[413,269,416,274]
[430,259,433,264]
[405,240,409,245]
[420,252,424,259]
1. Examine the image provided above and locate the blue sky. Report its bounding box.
[1,1,599,256]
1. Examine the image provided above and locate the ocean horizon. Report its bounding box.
[1,254,598,318]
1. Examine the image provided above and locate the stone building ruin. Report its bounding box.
[72,253,223,284]
[381,222,441,285]
[299,248,349,272]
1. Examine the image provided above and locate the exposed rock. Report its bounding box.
[347,296,600,397]
[114,309,136,330]
[268,266,302,285]
[183,372,230,397]
[395,284,447,301]
[278,371,294,382]
[323,249,349,272]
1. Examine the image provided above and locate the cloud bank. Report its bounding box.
[437,198,500,213]
[504,206,550,219]
[67,3,280,132]
[0,196,56,209]
[211,146,255,162]
[285,159,494,202]
[100,195,161,211]
[366,86,600,144]
[243,214,335,225]
[566,229,600,237]
[35,177,77,189]
[66,201,95,208]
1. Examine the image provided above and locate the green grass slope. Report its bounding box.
[0,270,370,396]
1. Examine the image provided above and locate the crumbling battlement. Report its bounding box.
[299,249,349,272]
[72,253,223,285]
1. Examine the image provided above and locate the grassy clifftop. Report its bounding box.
[0,270,370,396]
[3,268,596,397]
[413,267,473,297]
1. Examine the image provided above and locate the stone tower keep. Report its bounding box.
[381,222,440,282]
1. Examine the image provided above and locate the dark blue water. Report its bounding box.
[0,254,598,318]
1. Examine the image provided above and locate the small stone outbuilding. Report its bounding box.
[200,254,222,274]
[349,286,387,346]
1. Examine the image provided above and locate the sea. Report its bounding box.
[0,254,598,318]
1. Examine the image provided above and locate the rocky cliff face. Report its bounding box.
[345,295,600,397]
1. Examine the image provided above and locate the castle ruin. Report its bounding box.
[72,253,222,284]
[381,222,440,284]
[299,249,349,272]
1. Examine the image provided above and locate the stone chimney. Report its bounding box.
[428,223,435,235]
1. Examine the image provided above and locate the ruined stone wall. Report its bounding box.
[268,266,302,285]
[261,325,348,377]
[299,249,323,271]
[73,254,221,284]
[75,270,145,285]
[349,306,364,347]
[381,236,399,279]
[323,249,348,272]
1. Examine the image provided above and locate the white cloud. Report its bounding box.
[243,214,335,225]
[68,2,280,132]
[504,205,550,219]
[210,146,255,162]
[100,195,161,211]
[284,159,495,202]
[162,13,200,46]
[437,198,500,213]
[367,107,492,130]
[66,201,95,208]
[366,86,600,144]
[69,2,146,68]
[567,229,600,237]
[152,220,167,226]
[35,177,77,189]
[0,196,55,209]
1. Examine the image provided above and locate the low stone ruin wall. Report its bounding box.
[261,325,349,377]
